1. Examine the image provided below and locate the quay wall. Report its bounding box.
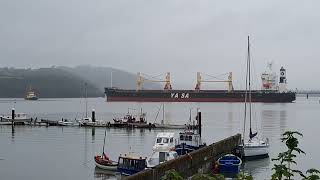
[126,134,241,180]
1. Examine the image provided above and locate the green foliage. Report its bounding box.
[272,131,320,180]
[191,173,225,180]
[161,169,183,180]
[303,169,320,180]
[237,172,253,180]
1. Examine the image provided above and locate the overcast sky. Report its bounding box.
[1,0,319,90]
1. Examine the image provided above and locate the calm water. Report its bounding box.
[0,97,319,180]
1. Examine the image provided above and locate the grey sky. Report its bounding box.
[1,0,319,89]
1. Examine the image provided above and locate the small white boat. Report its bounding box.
[241,36,269,159]
[79,117,108,127]
[94,154,118,171]
[94,123,118,171]
[242,137,269,158]
[146,132,178,168]
[2,113,31,123]
[57,119,74,126]
[152,132,176,151]
[146,150,178,168]
[154,104,187,129]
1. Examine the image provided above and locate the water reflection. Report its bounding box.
[243,158,271,179]
[94,167,119,180]
[11,126,15,142]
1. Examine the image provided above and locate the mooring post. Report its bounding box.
[198,109,201,138]
[92,109,95,122]
[11,108,15,127]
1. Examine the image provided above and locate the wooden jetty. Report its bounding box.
[126,134,242,180]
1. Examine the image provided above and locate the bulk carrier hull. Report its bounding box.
[105,88,296,103]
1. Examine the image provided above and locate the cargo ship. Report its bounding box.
[105,65,296,103]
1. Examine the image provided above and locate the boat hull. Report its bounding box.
[105,88,296,103]
[94,156,118,171]
[175,144,206,155]
[25,97,38,100]
[218,154,242,175]
[95,161,118,171]
[243,145,269,159]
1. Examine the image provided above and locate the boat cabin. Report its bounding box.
[152,132,175,151]
[147,150,178,168]
[117,154,146,175]
[178,131,203,147]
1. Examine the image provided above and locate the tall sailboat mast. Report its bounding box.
[243,36,250,140]
[248,36,253,138]
[102,124,107,155]
[85,82,88,118]
[161,103,165,125]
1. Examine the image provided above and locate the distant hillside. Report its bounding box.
[0,67,101,98]
[59,65,160,91]
[0,66,160,98]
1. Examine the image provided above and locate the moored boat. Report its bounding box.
[117,154,146,176]
[57,119,74,126]
[175,109,206,155]
[217,154,242,174]
[94,154,118,171]
[94,121,118,170]
[147,132,178,168]
[241,36,270,159]
[1,112,32,124]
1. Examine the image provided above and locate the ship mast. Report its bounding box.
[136,72,172,91]
[195,72,234,92]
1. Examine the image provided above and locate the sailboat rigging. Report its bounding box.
[242,36,269,159]
[94,125,118,170]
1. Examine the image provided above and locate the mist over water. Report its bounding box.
[0,97,319,179]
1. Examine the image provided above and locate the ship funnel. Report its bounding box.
[279,67,288,93]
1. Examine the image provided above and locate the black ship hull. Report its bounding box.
[105,88,296,103]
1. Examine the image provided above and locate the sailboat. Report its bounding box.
[94,125,118,170]
[79,83,93,126]
[154,104,186,129]
[241,36,269,159]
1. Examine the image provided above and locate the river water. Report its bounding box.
[0,97,319,180]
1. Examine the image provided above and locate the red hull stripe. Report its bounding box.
[107,97,292,103]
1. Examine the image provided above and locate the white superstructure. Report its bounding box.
[261,62,278,91]
[152,132,175,151]
[147,132,178,168]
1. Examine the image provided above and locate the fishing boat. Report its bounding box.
[217,154,242,174]
[117,154,147,176]
[146,150,178,168]
[25,86,38,100]
[175,109,206,155]
[147,132,178,168]
[240,36,269,159]
[113,108,151,128]
[152,132,176,151]
[94,123,118,170]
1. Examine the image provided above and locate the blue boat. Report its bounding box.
[175,131,206,155]
[217,154,242,175]
[175,109,206,155]
[117,154,147,176]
